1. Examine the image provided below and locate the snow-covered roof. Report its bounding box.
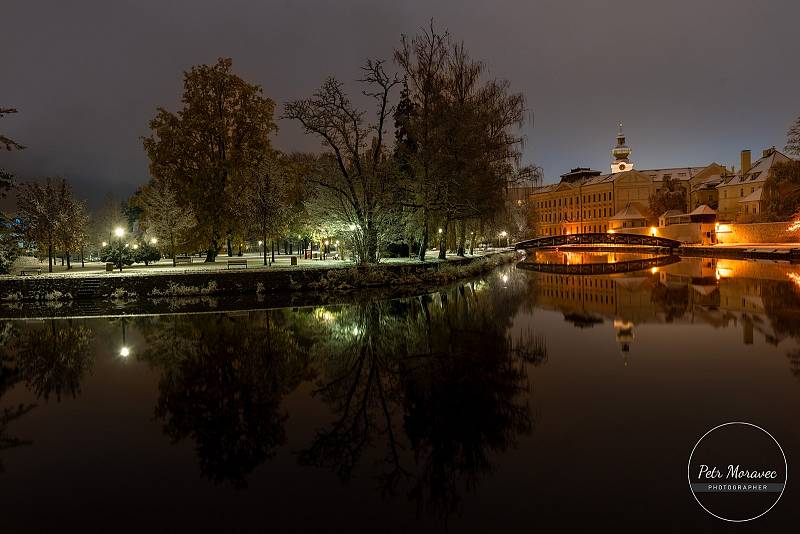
[719,149,792,188]
[610,203,647,220]
[738,188,763,203]
[689,204,716,216]
[660,209,684,218]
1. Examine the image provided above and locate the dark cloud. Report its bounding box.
[2,0,799,207]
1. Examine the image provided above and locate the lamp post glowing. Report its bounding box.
[150,237,158,245]
[101,241,107,247]
[112,227,126,272]
[498,230,508,248]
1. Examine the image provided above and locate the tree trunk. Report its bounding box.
[171,238,176,266]
[263,234,268,265]
[48,243,53,273]
[457,219,466,256]
[226,238,233,257]
[66,252,71,270]
[271,239,275,263]
[469,229,475,255]
[438,218,448,260]
[81,246,85,268]
[418,207,429,262]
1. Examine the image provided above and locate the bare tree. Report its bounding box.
[786,114,800,157]
[285,60,400,264]
[245,153,291,265]
[139,178,197,266]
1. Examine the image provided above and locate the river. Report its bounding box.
[1,253,799,531]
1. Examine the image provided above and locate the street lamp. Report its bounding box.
[132,244,139,250]
[150,237,158,245]
[101,241,107,247]
[111,227,126,272]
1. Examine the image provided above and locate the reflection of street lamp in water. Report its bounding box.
[119,320,131,359]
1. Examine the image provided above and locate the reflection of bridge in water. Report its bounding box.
[517,254,680,276]
[514,232,681,250]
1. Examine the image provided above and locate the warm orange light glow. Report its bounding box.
[607,229,615,234]
[788,272,800,288]
[650,227,657,237]
[650,267,658,274]
[715,267,733,279]
[788,219,800,233]
[715,223,732,233]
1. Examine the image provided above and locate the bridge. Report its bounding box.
[514,232,681,251]
[517,254,680,276]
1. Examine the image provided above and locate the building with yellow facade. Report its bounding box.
[526,125,797,235]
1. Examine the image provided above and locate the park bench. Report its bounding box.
[19,267,42,276]
[175,256,193,265]
[227,258,248,269]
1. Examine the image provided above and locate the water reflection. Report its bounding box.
[136,312,315,488]
[299,277,541,518]
[523,254,800,352]
[0,255,799,529]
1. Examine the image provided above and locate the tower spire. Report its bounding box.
[611,121,633,173]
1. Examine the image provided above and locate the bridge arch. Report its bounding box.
[514,232,681,250]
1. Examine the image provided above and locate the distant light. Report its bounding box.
[101,241,107,247]
[119,346,130,358]
[607,229,615,234]
[348,224,357,231]
[324,240,329,245]
[114,227,125,238]
[650,227,657,237]
[258,240,263,245]
[500,231,507,237]
[335,240,340,245]
[438,228,443,234]
[132,244,139,250]
[650,267,658,274]
[716,224,732,234]
[502,274,509,283]
[150,237,158,245]
[124,243,129,248]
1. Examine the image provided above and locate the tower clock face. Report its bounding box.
[618,163,626,170]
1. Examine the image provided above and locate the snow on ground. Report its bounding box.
[4,249,507,278]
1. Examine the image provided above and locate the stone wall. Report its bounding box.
[716,221,799,244]
[0,252,516,303]
[621,223,714,244]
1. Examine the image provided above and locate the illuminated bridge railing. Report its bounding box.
[514,232,681,250]
[516,255,680,276]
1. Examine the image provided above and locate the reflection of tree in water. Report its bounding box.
[0,322,35,474]
[760,279,800,382]
[137,312,314,488]
[1,320,94,472]
[300,272,543,519]
[16,320,94,401]
[650,282,689,322]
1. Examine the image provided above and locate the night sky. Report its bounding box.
[2,0,799,207]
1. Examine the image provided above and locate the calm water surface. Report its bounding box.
[1,253,799,531]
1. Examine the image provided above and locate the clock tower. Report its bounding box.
[611,122,633,173]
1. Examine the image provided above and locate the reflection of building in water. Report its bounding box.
[529,256,800,351]
[614,319,635,365]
